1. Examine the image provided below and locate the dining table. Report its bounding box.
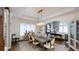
[35,36,52,46]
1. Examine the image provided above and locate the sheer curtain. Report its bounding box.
[20,23,35,36]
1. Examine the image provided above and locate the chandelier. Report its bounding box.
[36,8,45,26]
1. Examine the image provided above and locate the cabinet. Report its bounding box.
[68,19,79,50]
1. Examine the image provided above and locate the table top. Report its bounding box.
[36,37,52,43]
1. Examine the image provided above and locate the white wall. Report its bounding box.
[10,18,20,38]
[10,17,37,40]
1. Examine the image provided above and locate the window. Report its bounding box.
[47,24,51,32]
[20,23,35,36]
[59,22,68,34]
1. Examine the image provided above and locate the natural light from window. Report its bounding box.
[59,22,68,34]
[20,23,35,36]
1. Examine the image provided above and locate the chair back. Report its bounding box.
[31,36,35,44]
[28,34,32,41]
[28,35,30,39]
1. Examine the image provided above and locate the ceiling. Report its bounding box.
[10,7,78,22]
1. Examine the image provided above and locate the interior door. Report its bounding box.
[0,9,4,51]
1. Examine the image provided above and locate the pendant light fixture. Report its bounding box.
[36,8,45,26]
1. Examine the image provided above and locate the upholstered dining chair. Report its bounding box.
[43,37,55,50]
[28,34,33,43]
[31,36,40,45]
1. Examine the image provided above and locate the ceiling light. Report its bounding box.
[36,22,45,26]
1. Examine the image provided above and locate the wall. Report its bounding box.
[10,17,36,40]
[10,18,20,38]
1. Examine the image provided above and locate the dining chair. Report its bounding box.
[43,37,55,50]
[31,36,40,45]
[28,34,33,43]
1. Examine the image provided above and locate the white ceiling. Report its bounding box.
[10,7,77,21]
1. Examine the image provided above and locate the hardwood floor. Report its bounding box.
[9,40,72,51]
[9,41,43,51]
[55,40,69,51]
